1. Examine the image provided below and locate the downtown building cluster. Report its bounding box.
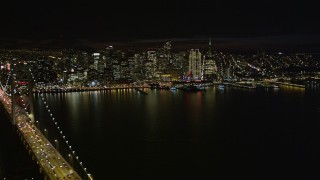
[1,40,320,87]
[0,41,222,87]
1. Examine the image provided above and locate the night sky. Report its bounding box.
[1,0,320,41]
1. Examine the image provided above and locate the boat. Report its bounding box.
[217,84,225,90]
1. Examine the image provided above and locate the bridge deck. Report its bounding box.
[0,89,82,179]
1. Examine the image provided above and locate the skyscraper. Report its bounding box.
[203,39,218,81]
[105,46,114,80]
[188,49,202,80]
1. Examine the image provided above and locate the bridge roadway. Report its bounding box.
[0,89,82,180]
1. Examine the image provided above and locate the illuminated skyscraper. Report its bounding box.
[92,53,100,71]
[188,49,202,80]
[134,54,144,80]
[203,39,218,80]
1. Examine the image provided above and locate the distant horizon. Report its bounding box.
[2,1,320,38]
[1,34,320,54]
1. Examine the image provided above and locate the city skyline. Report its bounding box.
[1,1,320,179]
[1,42,320,178]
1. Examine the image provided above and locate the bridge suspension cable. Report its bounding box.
[1,61,82,179]
[0,69,12,96]
[29,68,93,179]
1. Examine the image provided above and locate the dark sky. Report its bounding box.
[1,0,319,40]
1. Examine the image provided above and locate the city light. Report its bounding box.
[0,37,320,179]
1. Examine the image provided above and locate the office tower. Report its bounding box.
[105,46,114,80]
[188,49,202,80]
[203,39,218,80]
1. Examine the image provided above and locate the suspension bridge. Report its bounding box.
[0,59,93,180]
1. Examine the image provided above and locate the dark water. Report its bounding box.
[8,86,320,179]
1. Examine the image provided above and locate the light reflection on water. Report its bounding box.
[32,86,320,179]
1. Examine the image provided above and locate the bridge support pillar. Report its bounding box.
[10,58,35,124]
[28,71,34,123]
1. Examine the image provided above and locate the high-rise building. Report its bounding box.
[127,57,135,81]
[163,40,172,72]
[224,67,232,80]
[109,50,125,81]
[203,39,218,80]
[144,60,154,79]
[133,54,143,80]
[203,56,217,80]
[188,49,202,80]
[105,46,114,80]
[112,63,120,81]
[156,50,166,72]
[120,59,129,80]
[147,51,157,77]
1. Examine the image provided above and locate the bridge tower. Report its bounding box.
[10,58,34,125]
